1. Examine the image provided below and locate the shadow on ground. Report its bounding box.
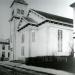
[11,57,75,73]
[26,57,75,73]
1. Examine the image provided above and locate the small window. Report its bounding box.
[21,46,24,56]
[32,31,35,42]
[12,10,14,16]
[2,44,5,50]
[22,34,24,43]
[21,10,24,15]
[17,9,20,14]
[2,52,5,57]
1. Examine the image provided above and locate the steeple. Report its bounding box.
[9,0,29,60]
[10,0,28,8]
[10,0,28,19]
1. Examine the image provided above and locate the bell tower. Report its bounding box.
[9,0,28,60]
[10,0,28,18]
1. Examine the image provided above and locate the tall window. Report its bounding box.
[2,44,5,50]
[8,45,10,50]
[32,31,35,42]
[22,34,24,43]
[21,46,24,56]
[17,9,20,14]
[58,30,62,52]
[10,36,12,43]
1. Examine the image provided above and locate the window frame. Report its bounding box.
[17,9,20,14]
[21,46,24,56]
[2,52,5,57]
[12,10,14,16]
[21,10,24,15]
[32,31,35,42]
[2,44,5,50]
[22,33,24,43]
[58,30,63,52]
[8,45,10,50]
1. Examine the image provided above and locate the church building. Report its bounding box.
[0,39,10,60]
[9,0,73,61]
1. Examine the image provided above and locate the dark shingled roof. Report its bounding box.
[32,10,73,24]
[70,2,75,7]
[10,0,28,7]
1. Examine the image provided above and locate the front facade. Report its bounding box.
[9,0,73,61]
[0,39,10,60]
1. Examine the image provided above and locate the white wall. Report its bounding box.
[30,22,73,57]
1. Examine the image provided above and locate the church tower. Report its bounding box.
[9,0,28,60]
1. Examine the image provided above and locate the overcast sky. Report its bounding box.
[0,0,75,39]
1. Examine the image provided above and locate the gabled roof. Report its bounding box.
[32,9,73,24]
[10,0,28,7]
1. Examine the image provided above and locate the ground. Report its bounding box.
[11,57,75,73]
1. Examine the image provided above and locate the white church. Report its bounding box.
[9,0,73,62]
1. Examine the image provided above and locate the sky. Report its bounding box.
[0,0,75,39]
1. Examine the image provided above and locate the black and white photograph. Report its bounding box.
[0,0,75,75]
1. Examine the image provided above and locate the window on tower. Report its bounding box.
[17,9,20,14]
[21,10,24,15]
[12,10,14,16]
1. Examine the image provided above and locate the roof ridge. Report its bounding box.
[32,9,73,24]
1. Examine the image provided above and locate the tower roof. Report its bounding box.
[10,0,28,7]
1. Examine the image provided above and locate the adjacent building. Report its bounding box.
[9,0,73,61]
[0,39,10,60]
